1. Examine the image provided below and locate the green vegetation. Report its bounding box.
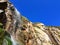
[5,36,12,45]
[0,23,12,45]
[0,23,4,45]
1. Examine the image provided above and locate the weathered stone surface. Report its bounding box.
[0,1,60,45]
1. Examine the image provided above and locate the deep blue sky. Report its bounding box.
[10,0,60,26]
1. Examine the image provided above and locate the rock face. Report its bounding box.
[0,1,60,45]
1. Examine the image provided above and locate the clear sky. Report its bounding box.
[10,0,60,26]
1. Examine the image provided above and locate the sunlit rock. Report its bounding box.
[0,0,60,45]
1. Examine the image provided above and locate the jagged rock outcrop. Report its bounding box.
[0,0,60,45]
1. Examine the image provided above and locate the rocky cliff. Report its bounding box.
[0,1,60,45]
